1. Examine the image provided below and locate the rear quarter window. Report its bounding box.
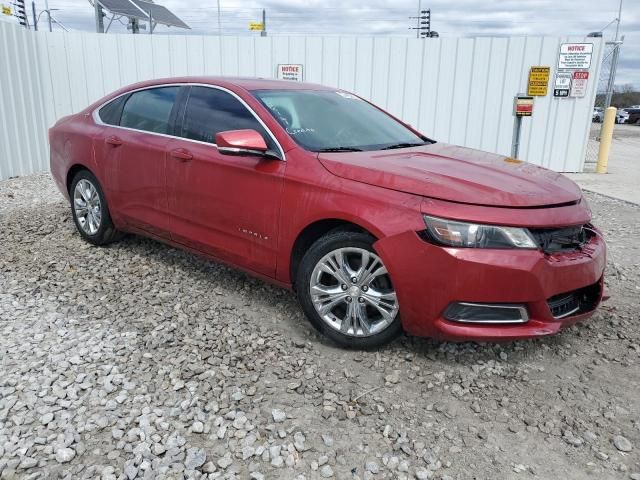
[98,95,127,126]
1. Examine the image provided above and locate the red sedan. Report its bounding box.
[49,77,606,348]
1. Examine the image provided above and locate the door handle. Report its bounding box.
[170,148,193,161]
[105,135,123,146]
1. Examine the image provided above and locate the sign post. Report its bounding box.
[512,95,533,159]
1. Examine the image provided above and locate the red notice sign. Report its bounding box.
[276,64,304,81]
[514,96,534,117]
[570,71,589,98]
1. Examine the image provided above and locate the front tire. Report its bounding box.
[70,170,122,246]
[296,231,402,349]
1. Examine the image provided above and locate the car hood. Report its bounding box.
[318,143,582,208]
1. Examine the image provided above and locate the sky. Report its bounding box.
[21,0,640,88]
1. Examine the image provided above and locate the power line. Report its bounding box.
[51,3,627,38]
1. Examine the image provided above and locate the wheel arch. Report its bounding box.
[66,163,94,194]
[289,218,381,287]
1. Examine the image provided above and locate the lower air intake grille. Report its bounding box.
[547,282,601,319]
[547,293,580,319]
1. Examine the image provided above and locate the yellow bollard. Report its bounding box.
[596,107,616,174]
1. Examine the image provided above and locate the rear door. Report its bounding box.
[165,85,286,277]
[99,86,182,238]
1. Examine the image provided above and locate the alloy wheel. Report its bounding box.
[73,179,102,235]
[309,247,399,337]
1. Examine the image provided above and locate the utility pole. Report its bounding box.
[44,0,52,31]
[15,0,28,27]
[260,8,266,37]
[422,9,430,37]
[31,1,37,30]
[605,0,624,108]
[615,0,622,41]
[216,0,221,35]
[94,1,104,33]
[129,17,139,33]
[409,7,434,38]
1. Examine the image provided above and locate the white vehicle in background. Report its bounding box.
[594,107,634,124]
[616,109,630,124]
[593,107,604,123]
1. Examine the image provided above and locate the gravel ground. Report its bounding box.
[1,173,639,480]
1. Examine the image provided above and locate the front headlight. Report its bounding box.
[422,215,538,249]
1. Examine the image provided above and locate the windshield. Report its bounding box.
[253,89,433,152]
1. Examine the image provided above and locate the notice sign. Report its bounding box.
[553,71,572,97]
[277,64,304,82]
[570,71,589,98]
[514,95,534,117]
[527,66,550,96]
[558,43,593,70]
[249,22,264,31]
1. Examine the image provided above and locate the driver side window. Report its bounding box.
[180,86,276,151]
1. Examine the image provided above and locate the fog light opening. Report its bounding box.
[444,302,529,324]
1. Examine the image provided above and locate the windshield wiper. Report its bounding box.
[380,142,428,150]
[317,146,364,152]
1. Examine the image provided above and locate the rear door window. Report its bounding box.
[120,87,180,134]
[179,86,276,151]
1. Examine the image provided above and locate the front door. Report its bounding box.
[165,86,286,277]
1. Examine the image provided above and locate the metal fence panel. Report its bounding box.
[584,41,621,170]
[0,24,47,178]
[0,23,604,180]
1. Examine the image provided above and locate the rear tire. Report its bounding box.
[296,231,402,349]
[69,170,122,246]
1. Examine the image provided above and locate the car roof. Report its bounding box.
[122,76,336,92]
[85,76,340,114]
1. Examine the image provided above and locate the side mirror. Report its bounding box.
[215,129,269,156]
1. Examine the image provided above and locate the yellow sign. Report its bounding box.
[2,5,12,15]
[528,66,550,96]
[249,22,264,31]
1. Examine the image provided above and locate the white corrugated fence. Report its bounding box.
[0,22,603,179]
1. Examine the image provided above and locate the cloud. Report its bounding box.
[35,0,640,88]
